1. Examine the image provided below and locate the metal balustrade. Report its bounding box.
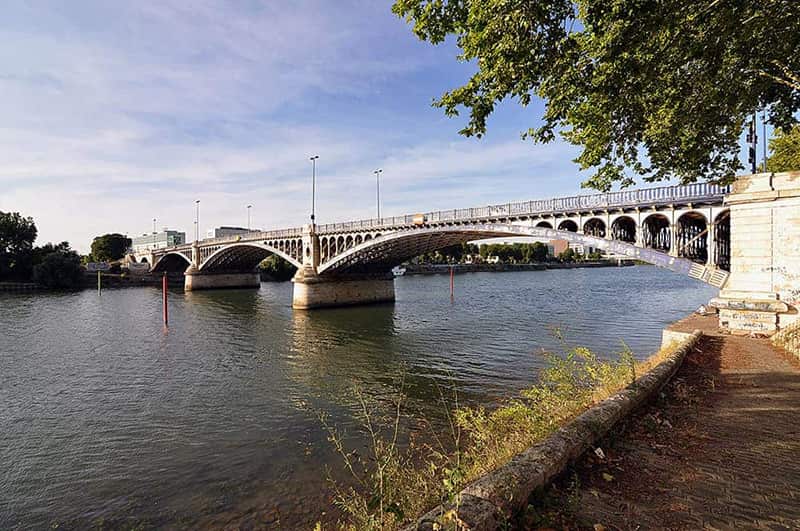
[315,182,729,234]
[153,182,729,253]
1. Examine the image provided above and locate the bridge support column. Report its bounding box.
[710,171,800,333]
[184,269,261,291]
[292,271,395,309]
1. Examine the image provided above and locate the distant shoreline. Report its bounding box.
[402,259,636,276]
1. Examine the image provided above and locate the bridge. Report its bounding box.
[135,172,800,334]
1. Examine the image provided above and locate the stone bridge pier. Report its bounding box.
[291,225,395,309]
[184,241,262,291]
[710,172,800,333]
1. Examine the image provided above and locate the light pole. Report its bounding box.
[310,155,319,224]
[373,168,383,219]
[247,204,252,232]
[152,218,156,250]
[195,200,200,242]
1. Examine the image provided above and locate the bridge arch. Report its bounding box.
[675,211,708,264]
[713,210,731,271]
[642,213,672,252]
[151,252,191,272]
[557,219,578,232]
[199,242,302,273]
[535,221,553,229]
[610,215,637,243]
[583,217,606,238]
[316,223,725,287]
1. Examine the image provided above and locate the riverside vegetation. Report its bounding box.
[316,335,683,530]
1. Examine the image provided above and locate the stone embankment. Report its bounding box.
[404,260,634,276]
[405,327,701,530]
[0,282,42,292]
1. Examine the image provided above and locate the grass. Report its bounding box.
[317,337,683,530]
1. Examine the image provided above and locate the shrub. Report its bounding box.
[32,251,83,289]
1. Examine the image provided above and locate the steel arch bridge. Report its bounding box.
[136,181,732,306]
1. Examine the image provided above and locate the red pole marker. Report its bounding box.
[450,265,454,299]
[162,273,169,327]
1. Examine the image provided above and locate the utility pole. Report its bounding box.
[195,200,200,242]
[762,111,768,172]
[310,155,319,224]
[746,112,757,174]
[373,168,383,219]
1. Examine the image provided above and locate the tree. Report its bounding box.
[90,233,132,262]
[393,0,800,190]
[0,211,37,280]
[558,248,578,263]
[32,250,84,289]
[259,255,297,281]
[768,125,800,172]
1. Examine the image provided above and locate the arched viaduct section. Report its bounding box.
[315,224,723,285]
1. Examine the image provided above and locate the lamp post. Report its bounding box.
[247,204,252,232]
[195,200,200,242]
[373,169,383,220]
[152,218,156,250]
[310,155,319,224]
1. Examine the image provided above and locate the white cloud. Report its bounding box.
[0,1,587,253]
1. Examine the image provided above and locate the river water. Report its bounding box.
[0,266,716,529]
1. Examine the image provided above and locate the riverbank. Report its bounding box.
[542,314,800,529]
[403,259,635,275]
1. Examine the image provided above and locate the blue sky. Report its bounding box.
[0,1,756,253]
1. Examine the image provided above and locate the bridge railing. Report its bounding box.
[315,182,730,233]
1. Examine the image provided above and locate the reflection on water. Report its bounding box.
[0,266,717,528]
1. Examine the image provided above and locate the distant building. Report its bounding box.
[206,226,256,239]
[132,230,186,253]
[550,239,570,256]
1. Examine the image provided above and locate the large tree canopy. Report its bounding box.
[768,125,800,172]
[90,233,131,262]
[393,0,800,190]
[0,211,37,280]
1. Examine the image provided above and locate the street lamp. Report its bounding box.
[310,155,319,223]
[152,218,156,250]
[373,169,383,220]
[195,200,200,242]
[247,204,252,232]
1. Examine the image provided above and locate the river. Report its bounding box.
[0,266,716,529]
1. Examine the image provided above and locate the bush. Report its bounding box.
[557,248,578,263]
[32,251,84,289]
[319,341,640,530]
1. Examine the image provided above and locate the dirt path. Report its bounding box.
[539,315,800,530]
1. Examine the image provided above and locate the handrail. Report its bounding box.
[154,182,729,252]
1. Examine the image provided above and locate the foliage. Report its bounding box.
[478,242,550,263]
[392,0,800,190]
[768,125,800,172]
[32,250,84,289]
[0,211,37,280]
[321,341,642,530]
[586,250,604,261]
[90,233,132,262]
[259,255,297,281]
[557,248,578,263]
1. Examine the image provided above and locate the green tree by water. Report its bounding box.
[768,125,800,172]
[259,255,297,281]
[32,249,83,289]
[0,211,38,280]
[392,0,800,190]
[90,233,132,262]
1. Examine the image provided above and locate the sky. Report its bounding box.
[0,1,758,253]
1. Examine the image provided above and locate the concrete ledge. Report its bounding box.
[406,330,702,531]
